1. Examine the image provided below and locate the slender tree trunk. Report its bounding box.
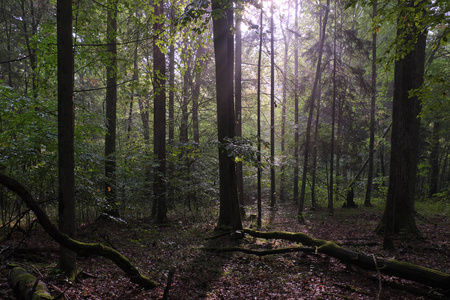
[21,0,38,98]
[365,2,377,207]
[153,0,167,224]
[168,6,175,207]
[104,0,118,216]
[279,7,290,203]
[57,0,76,278]
[429,121,440,197]
[299,0,330,220]
[128,42,139,139]
[212,0,242,231]
[329,0,337,214]
[256,3,263,228]
[311,83,321,210]
[377,1,427,248]
[180,45,191,144]
[293,0,299,204]
[192,45,206,146]
[235,6,245,214]
[270,0,276,208]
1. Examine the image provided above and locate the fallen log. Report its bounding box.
[8,264,53,300]
[0,173,157,289]
[244,229,450,291]
[204,246,316,256]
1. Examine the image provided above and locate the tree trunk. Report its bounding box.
[235,6,245,214]
[57,0,76,278]
[279,14,290,203]
[104,0,119,217]
[293,0,299,205]
[329,0,337,214]
[270,0,276,208]
[377,1,427,247]
[299,0,330,220]
[428,121,440,197]
[212,0,242,232]
[0,173,157,289]
[256,2,263,228]
[365,2,377,207]
[153,0,167,224]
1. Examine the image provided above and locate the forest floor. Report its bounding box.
[1,202,449,299]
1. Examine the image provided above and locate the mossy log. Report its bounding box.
[0,173,157,289]
[205,246,316,256]
[8,265,53,300]
[244,229,450,291]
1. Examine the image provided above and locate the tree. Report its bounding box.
[364,2,377,208]
[293,0,300,205]
[153,0,167,224]
[57,0,76,278]
[212,0,242,232]
[104,0,119,217]
[256,1,263,227]
[377,0,428,248]
[298,0,330,220]
[269,0,276,208]
[235,4,245,215]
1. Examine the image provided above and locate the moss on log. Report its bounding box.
[0,173,157,289]
[8,265,53,300]
[244,229,450,291]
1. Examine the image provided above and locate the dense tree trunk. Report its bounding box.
[212,0,242,231]
[104,0,119,217]
[365,2,377,207]
[57,0,76,278]
[299,0,330,220]
[377,1,427,248]
[235,7,245,214]
[153,0,167,224]
[0,173,157,289]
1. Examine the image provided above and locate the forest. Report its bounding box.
[0,0,449,299]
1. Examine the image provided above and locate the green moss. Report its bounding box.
[8,267,53,300]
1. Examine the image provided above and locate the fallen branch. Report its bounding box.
[0,173,157,289]
[244,229,450,291]
[204,246,316,256]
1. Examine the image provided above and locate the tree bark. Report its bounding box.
[57,0,76,277]
[235,6,245,214]
[0,173,157,289]
[365,1,377,207]
[377,1,427,246]
[212,0,242,231]
[270,0,276,208]
[256,2,263,228]
[153,0,167,224]
[104,0,119,217]
[244,229,450,290]
[293,0,299,205]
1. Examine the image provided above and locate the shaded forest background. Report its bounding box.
[0,0,449,298]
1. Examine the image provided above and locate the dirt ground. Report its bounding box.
[1,203,449,299]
